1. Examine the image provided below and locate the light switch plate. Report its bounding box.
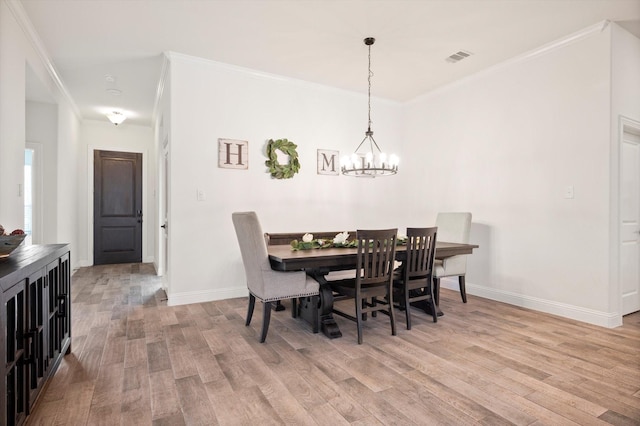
[564,185,574,199]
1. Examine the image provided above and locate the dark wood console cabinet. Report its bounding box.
[0,245,70,426]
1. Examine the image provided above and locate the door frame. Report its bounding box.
[87,144,149,266]
[618,116,640,316]
[157,142,169,278]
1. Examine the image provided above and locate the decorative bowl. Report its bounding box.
[0,234,27,258]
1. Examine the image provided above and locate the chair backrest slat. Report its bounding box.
[404,227,438,281]
[355,229,397,288]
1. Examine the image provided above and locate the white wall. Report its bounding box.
[57,102,81,262]
[405,24,615,326]
[611,24,640,120]
[77,120,156,266]
[26,101,58,243]
[160,25,639,327]
[164,53,404,305]
[0,0,30,229]
[1,0,82,268]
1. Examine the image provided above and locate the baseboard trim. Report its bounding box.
[439,278,622,328]
[167,287,248,306]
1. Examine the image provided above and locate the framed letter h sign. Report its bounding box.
[219,138,248,169]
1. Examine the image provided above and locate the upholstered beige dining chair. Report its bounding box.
[433,212,472,303]
[232,212,319,342]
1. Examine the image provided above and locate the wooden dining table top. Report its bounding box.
[268,241,479,272]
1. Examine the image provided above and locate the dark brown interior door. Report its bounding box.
[94,150,143,265]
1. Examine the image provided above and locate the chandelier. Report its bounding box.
[341,37,398,177]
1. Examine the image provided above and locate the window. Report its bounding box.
[24,148,34,245]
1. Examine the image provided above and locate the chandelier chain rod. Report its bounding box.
[352,134,370,154]
[368,134,382,153]
[367,42,372,130]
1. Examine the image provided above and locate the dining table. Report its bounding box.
[267,236,479,339]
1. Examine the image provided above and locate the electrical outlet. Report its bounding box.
[197,189,206,201]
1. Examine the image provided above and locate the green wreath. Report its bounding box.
[265,138,300,179]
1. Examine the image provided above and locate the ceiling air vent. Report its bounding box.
[446,50,473,63]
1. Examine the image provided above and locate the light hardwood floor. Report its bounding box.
[25,263,640,425]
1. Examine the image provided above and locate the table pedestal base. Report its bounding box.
[410,300,444,317]
[320,318,342,338]
[318,285,342,338]
[297,273,342,339]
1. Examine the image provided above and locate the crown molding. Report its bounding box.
[6,0,82,119]
[512,20,610,63]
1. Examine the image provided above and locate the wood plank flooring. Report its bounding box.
[26,263,640,425]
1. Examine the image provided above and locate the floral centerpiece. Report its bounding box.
[290,231,407,251]
[290,231,356,251]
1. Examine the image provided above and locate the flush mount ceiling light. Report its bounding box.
[107,111,126,126]
[341,37,398,177]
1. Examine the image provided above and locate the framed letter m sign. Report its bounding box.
[317,149,339,175]
[219,138,248,169]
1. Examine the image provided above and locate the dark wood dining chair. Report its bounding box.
[232,212,320,342]
[393,227,438,328]
[328,228,398,344]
